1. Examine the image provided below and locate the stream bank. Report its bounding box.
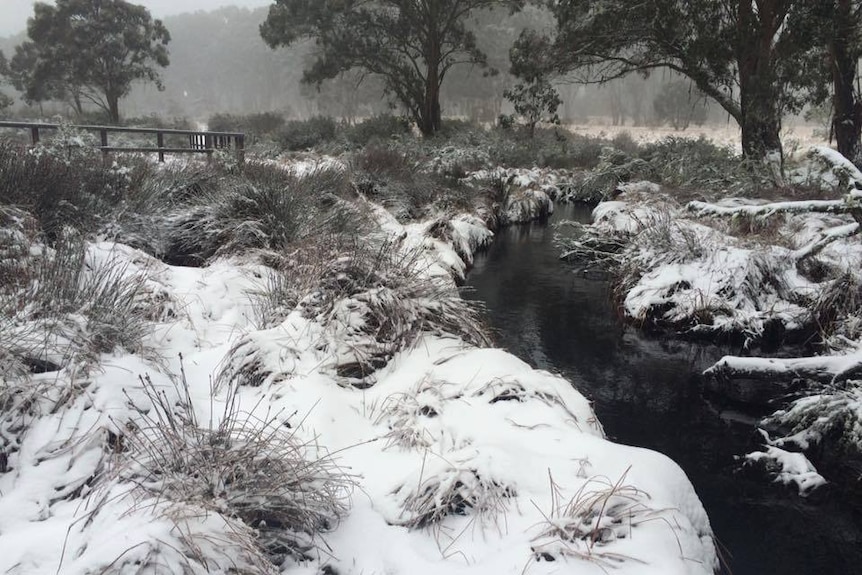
[462,203,862,575]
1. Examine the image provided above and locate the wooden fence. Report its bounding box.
[0,121,245,163]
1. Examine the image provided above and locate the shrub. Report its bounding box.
[164,161,365,265]
[122,114,195,131]
[278,116,338,151]
[0,134,138,241]
[225,240,491,389]
[637,136,770,196]
[208,111,287,144]
[530,468,658,567]
[116,371,353,565]
[0,231,154,371]
[351,144,474,221]
[486,127,608,171]
[345,114,411,146]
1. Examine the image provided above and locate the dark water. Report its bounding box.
[462,204,862,575]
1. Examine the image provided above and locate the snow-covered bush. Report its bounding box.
[165,161,367,264]
[0,232,154,371]
[114,373,353,566]
[392,458,515,529]
[352,144,475,221]
[530,468,660,567]
[814,272,862,347]
[0,139,141,241]
[223,240,490,388]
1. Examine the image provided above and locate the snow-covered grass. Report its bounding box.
[556,140,862,496]
[0,150,718,574]
[559,158,862,346]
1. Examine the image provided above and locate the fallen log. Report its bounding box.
[704,353,862,405]
[686,198,853,219]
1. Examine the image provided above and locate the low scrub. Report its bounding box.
[0,136,148,241]
[278,116,339,151]
[530,468,661,568]
[345,114,411,146]
[208,111,287,145]
[164,161,366,265]
[114,372,353,566]
[224,240,490,389]
[0,232,154,370]
[351,145,474,221]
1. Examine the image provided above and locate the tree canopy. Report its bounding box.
[260,0,520,135]
[8,0,170,123]
[525,0,831,160]
[0,52,12,113]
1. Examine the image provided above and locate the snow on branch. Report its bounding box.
[686,197,862,263]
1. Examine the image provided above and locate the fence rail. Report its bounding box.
[0,121,245,163]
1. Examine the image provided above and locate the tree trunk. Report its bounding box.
[418,67,441,136]
[107,92,120,124]
[416,30,443,137]
[739,103,783,160]
[736,0,784,163]
[72,91,83,116]
[830,0,862,163]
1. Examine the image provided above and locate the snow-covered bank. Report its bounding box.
[0,161,717,574]
[556,145,862,496]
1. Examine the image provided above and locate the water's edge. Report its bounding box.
[461,203,862,575]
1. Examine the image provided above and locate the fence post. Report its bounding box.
[100,129,108,161]
[157,132,165,163]
[205,133,213,162]
[236,134,245,165]
[30,126,40,145]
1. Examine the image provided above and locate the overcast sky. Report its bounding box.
[0,0,272,37]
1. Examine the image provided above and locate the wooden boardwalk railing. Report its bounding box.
[0,121,245,163]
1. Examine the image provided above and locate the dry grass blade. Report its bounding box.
[393,460,515,531]
[375,377,456,449]
[113,364,353,567]
[530,467,668,569]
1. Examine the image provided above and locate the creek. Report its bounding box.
[461,203,862,575]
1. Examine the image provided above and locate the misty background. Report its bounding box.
[0,2,748,128]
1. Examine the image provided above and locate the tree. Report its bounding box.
[506,30,561,136]
[10,0,170,123]
[653,81,710,131]
[530,1,825,161]
[260,0,520,136]
[825,0,862,162]
[0,52,13,113]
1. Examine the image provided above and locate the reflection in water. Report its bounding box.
[462,204,862,575]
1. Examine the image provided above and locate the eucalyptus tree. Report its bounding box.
[530,1,826,161]
[260,0,522,135]
[9,0,170,123]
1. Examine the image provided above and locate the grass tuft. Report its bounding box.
[530,468,665,568]
[115,368,353,566]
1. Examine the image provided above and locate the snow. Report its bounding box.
[744,443,827,496]
[797,145,862,190]
[573,178,862,341]
[0,194,718,573]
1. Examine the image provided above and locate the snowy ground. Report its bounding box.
[563,121,828,155]
[0,160,717,574]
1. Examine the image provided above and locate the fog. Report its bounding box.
[0,0,270,36]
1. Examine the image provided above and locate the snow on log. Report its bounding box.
[792,221,861,261]
[686,198,852,219]
[704,353,862,404]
